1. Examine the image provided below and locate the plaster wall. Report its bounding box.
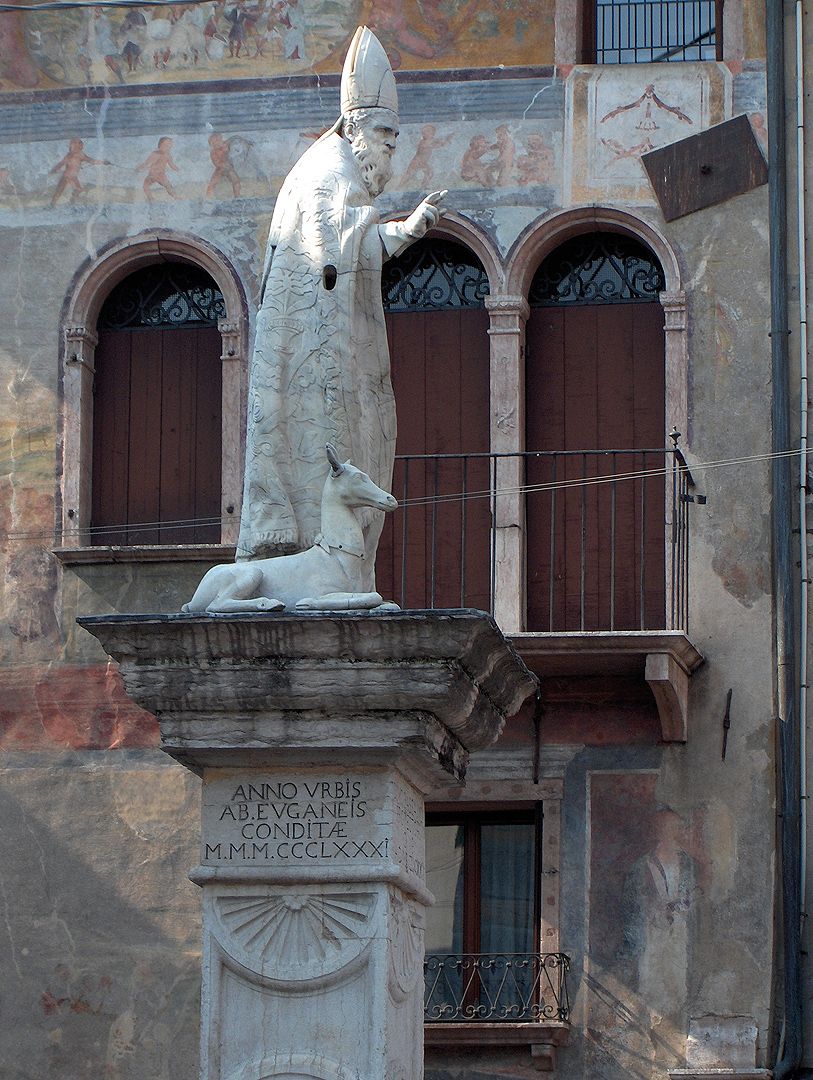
[0,38,778,1080]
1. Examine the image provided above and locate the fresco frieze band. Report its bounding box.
[0,0,556,92]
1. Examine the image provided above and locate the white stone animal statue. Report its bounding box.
[182,445,398,614]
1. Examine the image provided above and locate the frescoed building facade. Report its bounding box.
[0,1,789,1079]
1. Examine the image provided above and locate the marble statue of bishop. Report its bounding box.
[236,26,446,586]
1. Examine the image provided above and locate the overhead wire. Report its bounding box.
[2,443,806,546]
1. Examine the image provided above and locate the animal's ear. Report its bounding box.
[326,443,344,476]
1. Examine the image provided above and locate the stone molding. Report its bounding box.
[64,324,98,370]
[77,610,539,771]
[485,294,531,328]
[669,1072,771,1080]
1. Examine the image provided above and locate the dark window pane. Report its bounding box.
[480,822,536,954]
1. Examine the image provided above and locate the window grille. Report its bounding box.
[591,0,721,63]
[98,263,226,331]
[529,232,665,307]
[382,238,489,312]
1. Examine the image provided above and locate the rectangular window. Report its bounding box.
[425,809,542,1021]
[585,0,722,63]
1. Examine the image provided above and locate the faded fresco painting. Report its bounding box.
[565,64,730,202]
[0,118,561,209]
[0,0,555,92]
[586,772,715,1077]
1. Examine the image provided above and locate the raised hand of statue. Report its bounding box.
[403,189,447,240]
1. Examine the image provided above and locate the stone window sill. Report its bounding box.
[425,1022,569,1069]
[54,545,236,566]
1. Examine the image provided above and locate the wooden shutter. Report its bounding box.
[92,324,222,545]
[525,301,666,630]
[377,307,491,609]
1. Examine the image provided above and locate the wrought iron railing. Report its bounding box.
[376,447,696,632]
[424,953,570,1023]
[593,0,721,63]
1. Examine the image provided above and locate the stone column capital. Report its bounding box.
[485,294,531,329]
[659,290,688,331]
[64,325,98,371]
[217,317,242,361]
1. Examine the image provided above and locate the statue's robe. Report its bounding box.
[237,129,409,585]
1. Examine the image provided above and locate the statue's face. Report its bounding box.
[345,109,399,197]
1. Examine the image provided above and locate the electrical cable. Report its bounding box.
[8,443,807,547]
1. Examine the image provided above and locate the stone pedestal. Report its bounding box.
[78,611,537,1080]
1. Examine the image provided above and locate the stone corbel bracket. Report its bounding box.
[513,631,704,743]
[645,650,694,742]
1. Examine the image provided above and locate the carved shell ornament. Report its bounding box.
[227,1051,361,1080]
[213,889,377,986]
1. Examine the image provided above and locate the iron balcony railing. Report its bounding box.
[424,952,570,1023]
[376,448,695,632]
[593,0,722,63]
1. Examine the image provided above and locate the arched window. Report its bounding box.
[91,263,224,545]
[524,232,667,631]
[376,237,492,610]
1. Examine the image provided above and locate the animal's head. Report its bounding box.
[325,443,397,513]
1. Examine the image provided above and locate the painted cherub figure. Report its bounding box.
[137,137,181,200]
[400,123,452,189]
[50,139,112,206]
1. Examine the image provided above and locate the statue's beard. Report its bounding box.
[350,138,393,198]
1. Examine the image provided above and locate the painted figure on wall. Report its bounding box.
[400,123,452,188]
[236,26,445,582]
[516,133,554,185]
[49,139,112,206]
[120,7,147,71]
[84,6,124,83]
[136,137,181,200]
[460,134,495,186]
[206,132,248,196]
[491,124,515,186]
[616,808,709,1017]
[589,774,713,1028]
[279,0,306,60]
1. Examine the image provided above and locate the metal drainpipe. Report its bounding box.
[795,0,810,1017]
[768,0,803,1074]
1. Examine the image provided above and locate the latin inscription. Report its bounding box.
[203,776,389,864]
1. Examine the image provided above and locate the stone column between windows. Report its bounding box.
[659,290,688,629]
[661,290,688,439]
[218,318,244,546]
[62,325,98,546]
[486,295,530,634]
